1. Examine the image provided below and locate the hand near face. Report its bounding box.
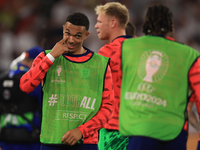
[61,128,83,146]
[50,37,69,58]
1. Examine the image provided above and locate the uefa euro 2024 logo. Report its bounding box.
[57,66,61,76]
[137,50,169,83]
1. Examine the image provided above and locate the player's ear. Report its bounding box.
[62,25,65,32]
[110,19,116,28]
[84,31,90,40]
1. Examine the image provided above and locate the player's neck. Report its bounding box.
[108,28,126,43]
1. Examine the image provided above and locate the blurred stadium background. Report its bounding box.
[0,0,199,149]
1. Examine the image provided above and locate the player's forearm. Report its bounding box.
[20,52,53,93]
[78,66,114,138]
[188,110,199,132]
[78,99,114,139]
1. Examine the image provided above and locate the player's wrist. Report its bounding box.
[47,53,55,62]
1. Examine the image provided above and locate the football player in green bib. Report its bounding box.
[119,4,200,150]
[20,12,114,150]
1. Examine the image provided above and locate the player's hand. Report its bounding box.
[50,37,69,58]
[61,128,83,146]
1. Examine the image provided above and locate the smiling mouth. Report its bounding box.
[67,44,75,49]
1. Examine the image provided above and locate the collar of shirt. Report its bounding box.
[62,46,94,63]
[112,35,133,43]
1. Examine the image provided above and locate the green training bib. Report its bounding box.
[120,36,200,140]
[40,50,109,144]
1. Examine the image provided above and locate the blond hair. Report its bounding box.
[95,2,129,27]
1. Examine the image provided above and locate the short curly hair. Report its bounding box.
[66,12,90,31]
[126,22,136,36]
[142,4,173,35]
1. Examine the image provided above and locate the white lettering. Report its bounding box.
[146,95,151,102]
[80,96,87,108]
[131,92,137,99]
[90,99,96,110]
[63,113,67,118]
[80,96,96,110]
[140,93,147,101]
[156,98,162,105]
[137,83,155,93]
[125,92,167,107]
[79,114,83,119]
[74,114,78,119]
[85,97,91,109]
[70,113,74,119]
[48,94,58,106]
[136,92,140,100]
[125,92,130,99]
[50,94,96,109]
[57,111,88,121]
[162,100,167,107]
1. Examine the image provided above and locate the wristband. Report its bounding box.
[47,53,55,63]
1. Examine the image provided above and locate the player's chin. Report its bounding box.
[67,49,74,54]
[98,36,104,40]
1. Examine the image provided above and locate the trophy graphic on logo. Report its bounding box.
[138,50,168,83]
[143,51,162,82]
[57,66,61,76]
